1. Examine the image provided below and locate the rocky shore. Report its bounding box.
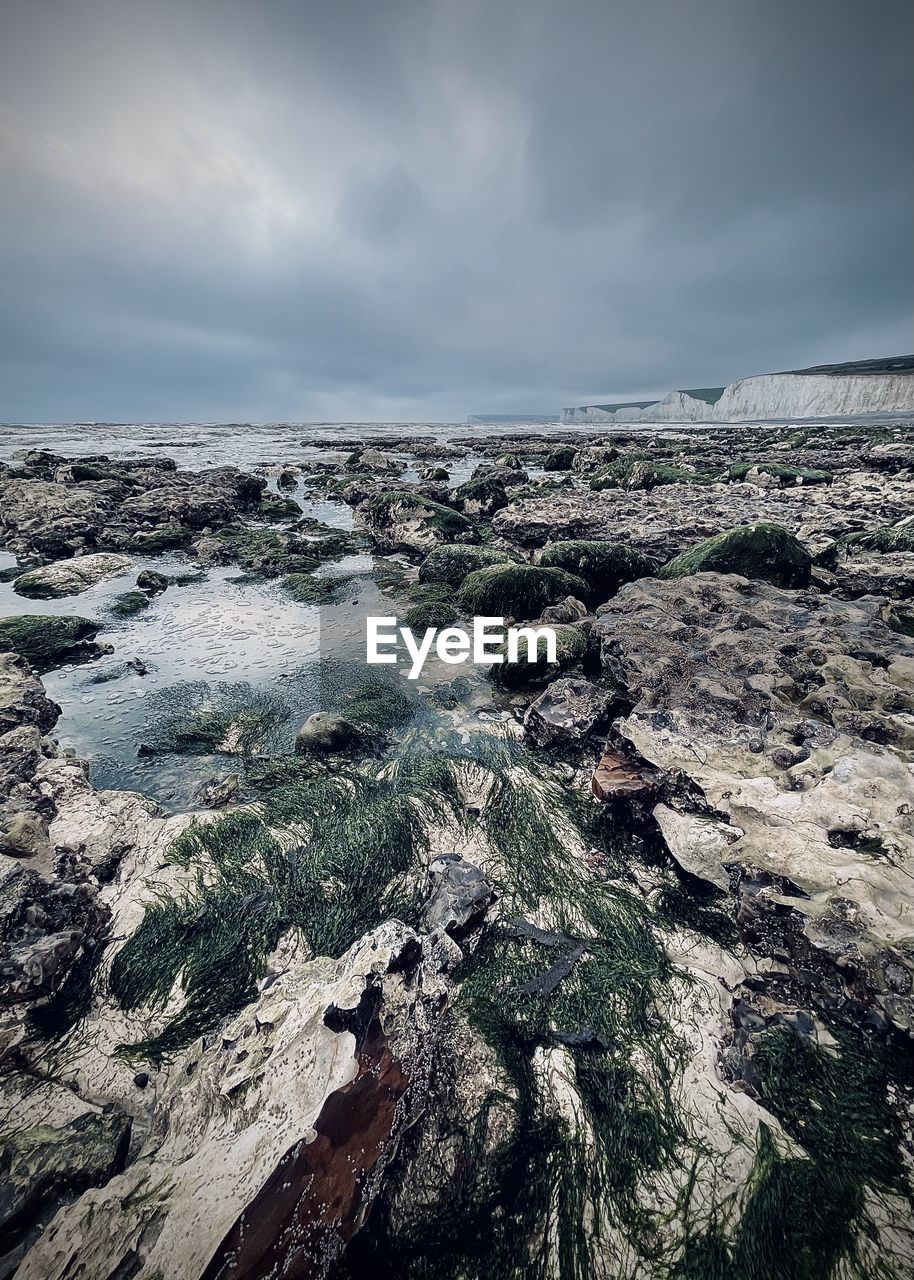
[2,421,914,1278]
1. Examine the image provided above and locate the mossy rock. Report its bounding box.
[277,470,298,489]
[295,712,362,754]
[538,540,658,604]
[454,475,510,516]
[417,543,521,588]
[458,564,589,620]
[110,590,152,617]
[728,461,833,487]
[128,525,196,552]
[255,495,303,520]
[365,490,479,547]
[658,523,812,588]
[590,460,717,491]
[280,573,357,604]
[837,519,914,556]
[0,614,99,666]
[208,527,321,576]
[543,447,576,472]
[492,622,588,687]
[404,601,461,630]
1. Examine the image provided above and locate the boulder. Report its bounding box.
[538,539,658,604]
[295,711,362,754]
[417,543,521,588]
[0,615,100,669]
[458,564,589,621]
[657,522,812,588]
[13,554,133,599]
[360,490,479,554]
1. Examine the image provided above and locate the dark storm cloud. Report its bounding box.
[0,0,910,421]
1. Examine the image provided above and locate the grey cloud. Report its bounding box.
[0,0,910,421]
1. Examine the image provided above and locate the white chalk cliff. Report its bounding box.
[563,357,914,423]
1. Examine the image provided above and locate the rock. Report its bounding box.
[543,447,576,471]
[657,522,812,588]
[403,601,461,630]
[591,746,659,801]
[17,921,453,1280]
[523,678,613,746]
[593,572,914,1026]
[0,615,100,669]
[493,623,588,688]
[360,490,479,555]
[652,804,742,890]
[0,1105,132,1271]
[0,458,266,563]
[417,543,521,588]
[538,595,588,624]
[0,653,61,734]
[135,568,169,594]
[470,462,529,488]
[727,462,833,487]
[349,448,404,473]
[295,711,362,754]
[538,539,658,605]
[458,564,589,621]
[109,589,151,617]
[422,853,495,940]
[0,862,110,1010]
[591,460,716,491]
[0,811,52,859]
[453,475,510,518]
[13,553,133,599]
[492,466,914,557]
[192,773,241,809]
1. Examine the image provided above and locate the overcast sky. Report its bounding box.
[0,0,911,423]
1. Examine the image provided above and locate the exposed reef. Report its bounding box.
[2,419,914,1279]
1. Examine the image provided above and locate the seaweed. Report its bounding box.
[458,564,589,620]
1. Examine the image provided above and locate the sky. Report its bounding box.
[0,0,911,423]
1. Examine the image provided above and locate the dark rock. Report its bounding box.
[136,569,169,594]
[523,677,613,747]
[422,853,495,941]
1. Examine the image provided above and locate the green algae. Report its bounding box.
[139,682,290,758]
[590,460,718,491]
[727,462,833,487]
[538,539,658,604]
[366,490,479,544]
[458,564,589,619]
[280,572,358,604]
[658,523,812,589]
[0,614,98,667]
[417,543,521,588]
[403,601,461,630]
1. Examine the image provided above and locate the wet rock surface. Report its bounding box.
[0,453,267,564]
[3,422,914,1279]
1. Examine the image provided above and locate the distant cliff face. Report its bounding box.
[563,359,914,423]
